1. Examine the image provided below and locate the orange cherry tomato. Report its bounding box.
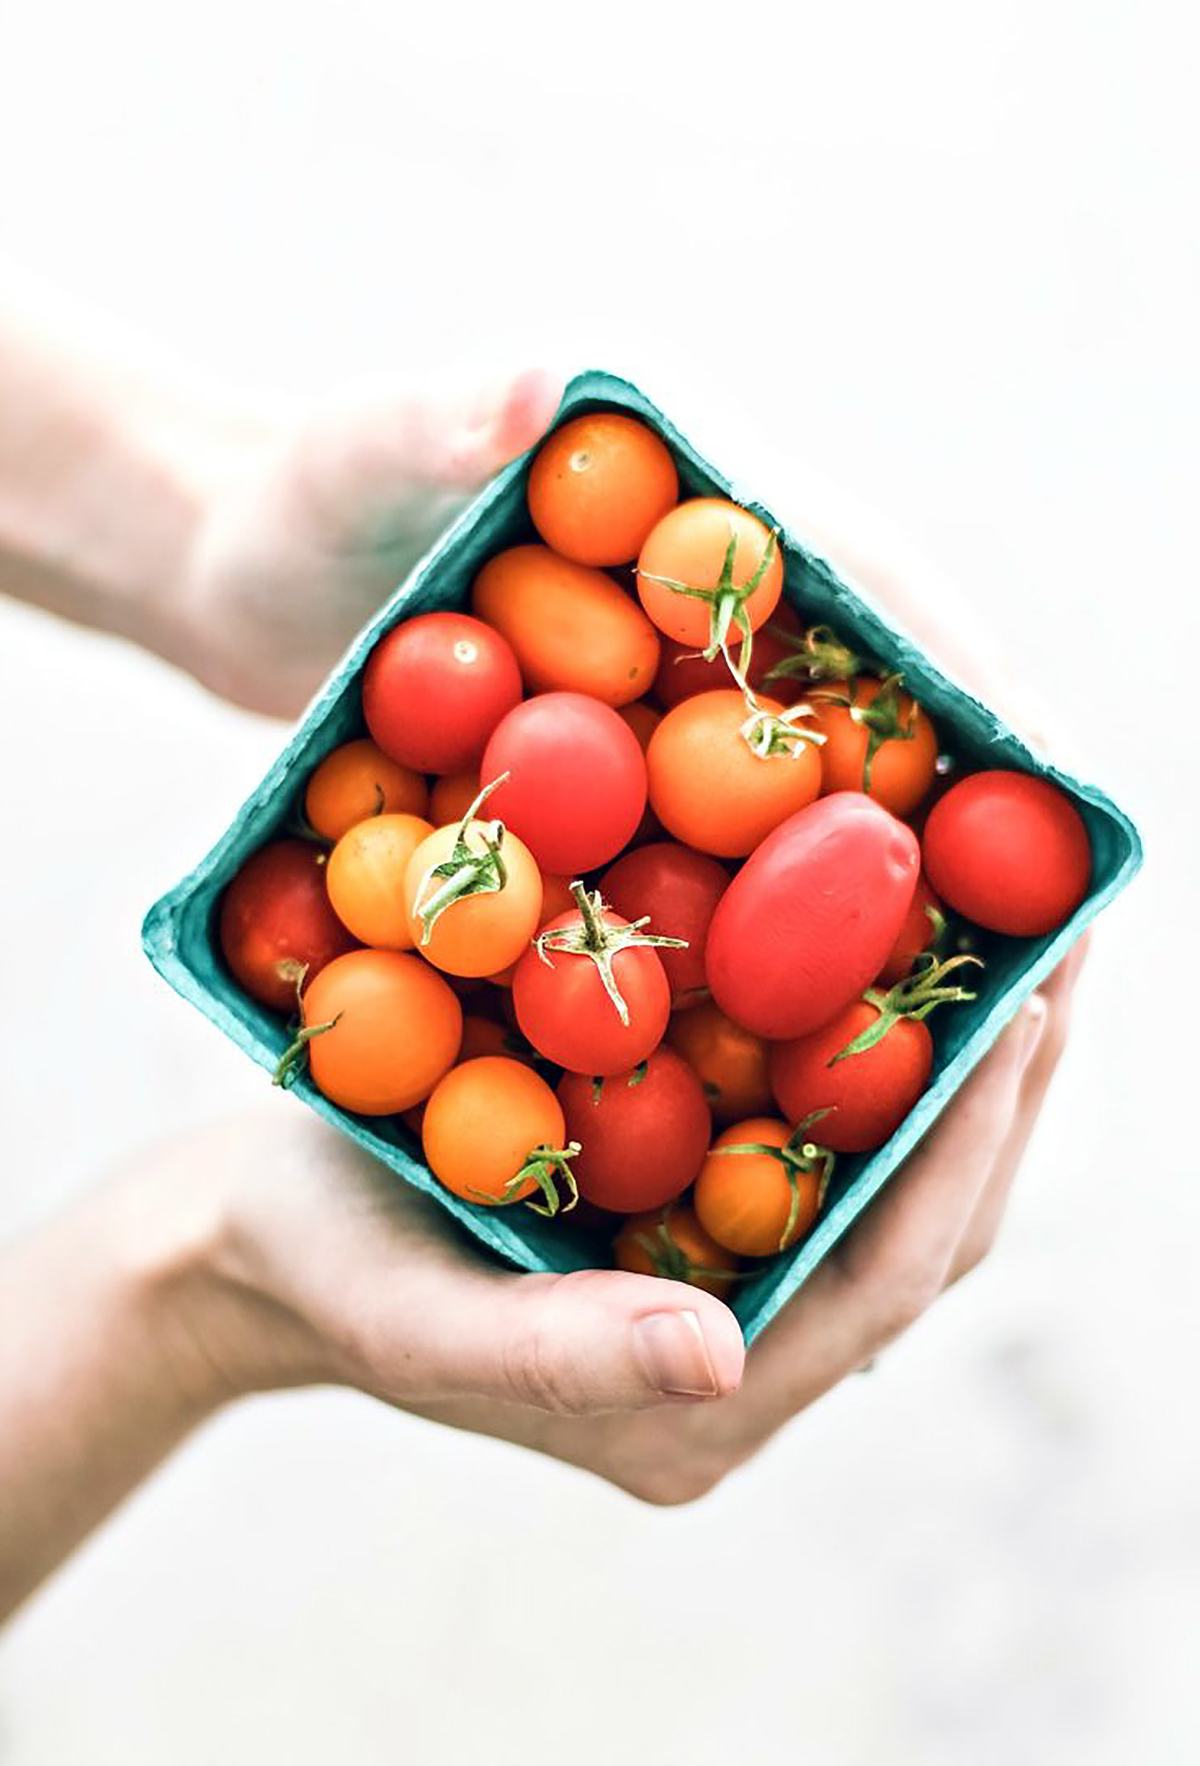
[301,949,461,1115]
[666,1000,773,1126]
[429,769,480,827]
[810,677,939,817]
[325,813,434,948]
[694,1118,828,1257]
[647,690,821,857]
[403,820,543,977]
[637,499,783,650]
[614,1201,741,1299]
[472,544,660,707]
[304,738,428,841]
[527,412,678,566]
[422,1057,572,1207]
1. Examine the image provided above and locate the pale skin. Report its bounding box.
[0,282,1086,1622]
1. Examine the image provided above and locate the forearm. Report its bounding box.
[0,278,261,669]
[0,1166,231,1623]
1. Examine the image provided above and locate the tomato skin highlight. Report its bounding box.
[363,612,522,774]
[325,812,434,949]
[557,1048,712,1213]
[875,872,945,986]
[810,678,939,816]
[694,1118,823,1256]
[472,545,660,706]
[482,693,648,876]
[304,739,428,840]
[769,1001,933,1153]
[219,840,358,1012]
[647,690,822,858]
[666,1000,773,1125]
[402,822,543,977]
[705,793,921,1039]
[614,1202,741,1299]
[422,1057,566,1205]
[922,770,1091,936]
[511,908,671,1076]
[302,950,462,1115]
[637,499,783,648]
[599,841,728,1009]
[527,412,678,566]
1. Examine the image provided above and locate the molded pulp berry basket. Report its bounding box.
[142,370,1143,1346]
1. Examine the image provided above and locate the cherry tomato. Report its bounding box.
[527,412,678,566]
[301,949,461,1114]
[705,794,920,1039]
[219,840,358,1012]
[666,1000,772,1126]
[511,895,672,1075]
[472,545,660,706]
[614,1201,741,1299]
[304,739,428,841]
[363,612,521,773]
[429,769,480,827]
[482,693,647,875]
[422,1057,572,1208]
[557,1048,711,1212]
[599,841,728,1009]
[810,677,939,816]
[403,818,542,977]
[325,813,434,949]
[922,771,1091,936]
[652,605,803,709]
[647,689,821,857]
[694,1118,827,1256]
[637,499,783,649]
[875,872,945,986]
[769,1001,933,1153]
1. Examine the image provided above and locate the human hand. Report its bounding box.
[177,367,564,717]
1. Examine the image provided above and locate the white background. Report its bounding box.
[1,4,1197,1762]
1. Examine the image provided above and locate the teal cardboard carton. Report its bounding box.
[142,371,1143,1345]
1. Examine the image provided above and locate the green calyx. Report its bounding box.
[632,1211,744,1286]
[534,881,687,1027]
[488,1142,582,1218]
[830,951,984,1065]
[764,622,867,687]
[713,1111,836,1249]
[739,692,826,760]
[272,1012,341,1089]
[411,773,511,944]
[639,523,779,684]
[811,673,918,791]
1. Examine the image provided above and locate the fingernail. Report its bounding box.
[632,1310,719,1398]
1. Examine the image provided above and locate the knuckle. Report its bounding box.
[502,1323,587,1416]
[872,1261,946,1337]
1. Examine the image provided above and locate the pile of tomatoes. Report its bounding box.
[218,409,1093,1298]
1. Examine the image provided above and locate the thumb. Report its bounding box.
[387,1267,746,1417]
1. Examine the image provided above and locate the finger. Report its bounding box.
[721,999,1047,1441]
[948,934,1090,1281]
[355,1264,746,1418]
[291,366,564,547]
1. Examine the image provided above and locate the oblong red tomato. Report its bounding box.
[471,545,660,706]
[219,840,358,1012]
[557,1047,711,1212]
[705,794,920,1039]
[769,1001,933,1153]
[599,841,728,1009]
[482,693,647,875]
[922,771,1090,936]
[363,612,522,774]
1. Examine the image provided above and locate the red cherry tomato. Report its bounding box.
[875,872,945,986]
[511,897,671,1075]
[481,693,647,875]
[922,771,1091,936]
[599,841,728,1010]
[705,794,920,1039]
[363,612,521,773]
[557,1048,711,1212]
[219,840,358,1012]
[769,1000,933,1153]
